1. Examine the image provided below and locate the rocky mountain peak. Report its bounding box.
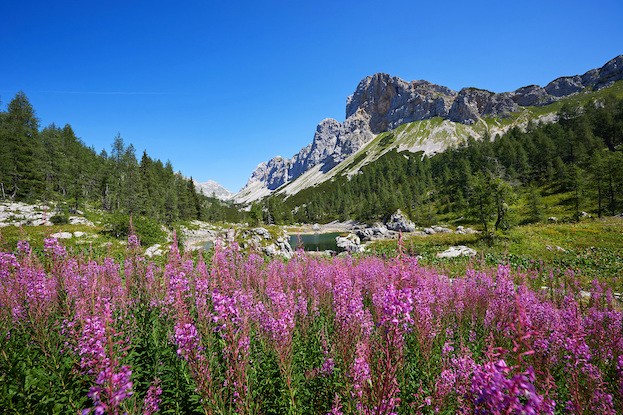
[235,54,623,203]
[194,179,233,201]
[346,73,456,133]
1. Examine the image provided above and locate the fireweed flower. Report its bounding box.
[77,305,134,415]
[143,379,162,415]
[85,365,133,415]
[471,360,551,415]
[174,321,201,359]
[350,340,371,412]
[44,237,67,258]
[127,234,140,250]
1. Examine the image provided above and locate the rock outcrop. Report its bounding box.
[346,74,456,133]
[241,227,294,258]
[355,223,392,242]
[449,89,518,124]
[385,210,416,232]
[235,55,623,202]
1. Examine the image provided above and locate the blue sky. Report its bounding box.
[1,0,622,192]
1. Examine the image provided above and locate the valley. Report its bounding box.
[2,54,623,414]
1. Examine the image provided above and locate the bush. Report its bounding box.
[102,213,166,246]
[50,214,69,225]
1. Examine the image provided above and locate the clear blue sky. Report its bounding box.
[1,1,622,192]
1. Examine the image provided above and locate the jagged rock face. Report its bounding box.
[545,75,584,97]
[243,113,374,194]
[346,74,456,133]
[292,118,342,175]
[449,88,519,124]
[262,157,292,190]
[511,85,555,106]
[545,55,623,96]
[244,158,292,193]
[591,55,623,89]
[335,111,374,163]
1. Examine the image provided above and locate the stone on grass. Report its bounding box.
[436,245,477,258]
[51,232,73,239]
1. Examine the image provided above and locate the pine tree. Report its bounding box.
[1,92,43,199]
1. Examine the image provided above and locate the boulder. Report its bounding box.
[455,226,479,235]
[69,216,95,226]
[436,245,477,258]
[51,232,73,239]
[386,210,416,232]
[145,244,164,257]
[336,233,364,253]
[356,222,390,241]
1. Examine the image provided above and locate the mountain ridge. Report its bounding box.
[194,179,233,201]
[234,55,623,203]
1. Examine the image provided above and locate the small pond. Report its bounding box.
[288,232,342,252]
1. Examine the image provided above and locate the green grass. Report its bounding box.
[526,80,623,117]
[368,216,623,290]
[0,223,127,256]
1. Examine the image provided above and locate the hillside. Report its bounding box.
[257,88,623,227]
[234,55,623,203]
[281,79,623,197]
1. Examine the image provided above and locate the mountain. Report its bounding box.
[234,55,623,203]
[194,180,233,201]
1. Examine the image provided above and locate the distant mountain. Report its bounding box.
[234,55,623,204]
[194,180,233,201]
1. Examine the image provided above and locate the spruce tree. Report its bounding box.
[2,92,43,199]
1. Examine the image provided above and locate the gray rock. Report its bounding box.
[591,55,623,89]
[545,75,584,97]
[423,227,436,235]
[51,232,72,239]
[69,216,95,226]
[194,179,233,201]
[356,222,390,241]
[432,226,452,233]
[264,240,294,259]
[448,88,518,124]
[336,233,364,253]
[386,210,416,232]
[73,231,86,238]
[145,244,164,257]
[237,112,374,198]
[251,227,272,239]
[436,246,477,258]
[511,85,555,106]
[455,226,478,235]
[345,73,456,133]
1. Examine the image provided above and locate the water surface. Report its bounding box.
[288,232,341,251]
